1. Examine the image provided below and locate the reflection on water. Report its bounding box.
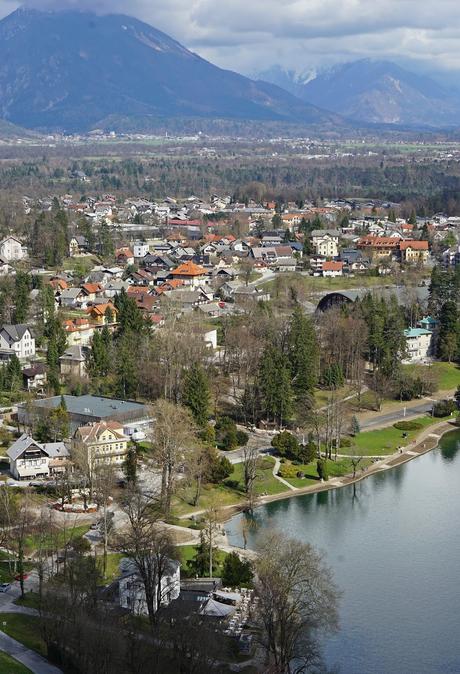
[226,430,460,674]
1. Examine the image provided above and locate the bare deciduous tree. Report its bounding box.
[254,530,339,674]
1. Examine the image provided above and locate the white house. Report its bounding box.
[311,230,340,257]
[0,325,35,360]
[7,434,69,480]
[133,241,150,259]
[0,236,27,262]
[119,557,180,616]
[403,328,433,363]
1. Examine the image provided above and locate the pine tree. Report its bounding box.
[183,363,211,427]
[258,345,293,426]
[287,306,319,403]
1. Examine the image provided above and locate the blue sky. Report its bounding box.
[1,0,459,81]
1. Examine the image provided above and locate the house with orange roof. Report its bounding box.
[322,260,343,278]
[399,240,429,263]
[81,283,103,302]
[63,317,95,346]
[86,302,118,325]
[115,247,134,265]
[170,261,209,287]
[357,236,400,259]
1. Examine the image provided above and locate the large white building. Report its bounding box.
[119,557,180,615]
[311,230,340,258]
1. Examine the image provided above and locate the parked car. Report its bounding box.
[0,583,10,592]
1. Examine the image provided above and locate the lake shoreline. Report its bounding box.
[220,419,458,528]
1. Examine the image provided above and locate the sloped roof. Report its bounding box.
[1,324,33,341]
[171,261,206,277]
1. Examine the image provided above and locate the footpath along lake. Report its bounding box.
[226,430,460,674]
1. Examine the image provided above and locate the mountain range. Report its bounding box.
[258,60,460,128]
[0,7,340,133]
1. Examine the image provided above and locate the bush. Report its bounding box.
[210,456,234,483]
[317,459,329,481]
[340,437,353,448]
[221,552,253,588]
[235,430,249,446]
[278,464,299,479]
[393,420,423,431]
[297,442,316,464]
[271,431,300,459]
[433,400,456,417]
[224,479,240,490]
[221,429,238,451]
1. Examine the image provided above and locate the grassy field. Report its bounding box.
[14,592,41,611]
[314,385,353,408]
[402,362,460,391]
[102,553,124,584]
[351,415,445,456]
[280,457,373,488]
[172,456,284,517]
[25,523,90,555]
[0,652,32,673]
[177,544,228,578]
[0,614,46,657]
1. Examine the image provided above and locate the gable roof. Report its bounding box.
[8,434,46,461]
[171,261,207,277]
[75,421,127,443]
[400,240,429,250]
[1,324,33,341]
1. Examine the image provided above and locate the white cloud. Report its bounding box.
[1,0,460,78]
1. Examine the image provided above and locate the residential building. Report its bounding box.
[399,240,429,263]
[0,325,35,360]
[357,236,399,259]
[133,241,150,259]
[22,364,47,391]
[59,345,89,379]
[72,420,129,468]
[403,328,433,363]
[311,230,340,257]
[0,236,27,262]
[322,260,343,277]
[170,261,209,287]
[7,434,69,480]
[119,557,180,616]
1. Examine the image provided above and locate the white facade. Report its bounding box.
[0,325,35,360]
[404,328,433,363]
[0,237,26,262]
[311,231,340,258]
[119,559,180,615]
[134,242,149,258]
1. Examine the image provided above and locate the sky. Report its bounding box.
[1,0,460,82]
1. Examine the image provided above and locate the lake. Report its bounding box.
[225,430,460,674]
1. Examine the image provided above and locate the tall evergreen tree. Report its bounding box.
[287,306,319,403]
[257,345,293,426]
[182,362,211,427]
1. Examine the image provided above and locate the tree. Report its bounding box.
[242,444,259,513]
[271,431,300,459]
[13,272,31,324]
[182,362,211,427]
[350,415,360,436]
[254,531,339,673]
[257,345,293,426]
[124,446,138,485]
[437,300,459,362]
[222,552,253,588]
[151,400,196,518]
[287,306,319,409]
[116,489,177,625]
[317,459,328,481]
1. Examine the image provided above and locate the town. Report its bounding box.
[0,170,458,673]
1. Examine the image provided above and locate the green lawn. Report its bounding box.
[102,553,124,584]
[281,457,372,488]
[25,524,90,555]
[352,415,445,456]
[402,362,460,391]
[172,457,285,517]
[314,385,353,408]
[230,457,287,496]
[0,652,32,673]
[14,592,41,611]
[0,614,46,657]
[177,544,228,578]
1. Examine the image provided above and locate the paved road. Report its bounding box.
[360,402,435,430]
[0,631,62,674]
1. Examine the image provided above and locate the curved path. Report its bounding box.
[0,631,61,674]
